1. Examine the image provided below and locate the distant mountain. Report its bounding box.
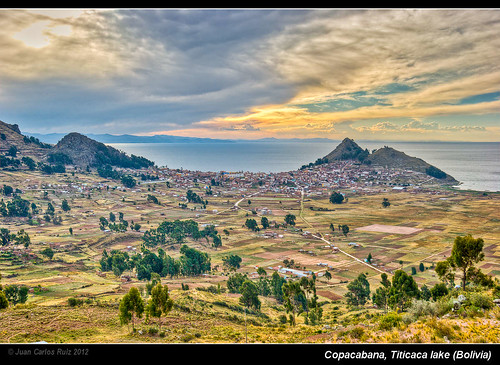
[319,137,458,183]
[26,132,236,144]
[51,132,155,169]
[26,132,335,145]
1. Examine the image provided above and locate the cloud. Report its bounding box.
[221,123,260,131]
[355,120,487,134]
[0,8,498,141]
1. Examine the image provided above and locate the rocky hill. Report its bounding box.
[51,132,154,169]
[1,120,154,171]
[0,120,52,161]
[320,137,458,184]
[323,137,370,162]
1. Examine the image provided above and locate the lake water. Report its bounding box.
[109,141,500,192]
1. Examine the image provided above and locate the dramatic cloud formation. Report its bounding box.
[0,8,498,141]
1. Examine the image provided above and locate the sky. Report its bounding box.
[0,8,499,141]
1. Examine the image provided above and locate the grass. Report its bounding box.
[1,169,500,343]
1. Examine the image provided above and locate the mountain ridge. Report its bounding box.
[0,121,154,170]
[320,137,458,184]
[52,132,155,169]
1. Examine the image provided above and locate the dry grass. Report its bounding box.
[1,169,499,343]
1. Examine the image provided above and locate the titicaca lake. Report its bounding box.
[107,141,500,193]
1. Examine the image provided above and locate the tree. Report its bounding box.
[382,198,390,208]
[41,247,54,260]
[435,259,455,286]
[270,271,286,303]
[6,197,30,217]
[179,245,211,276]
[239,280,261,310]
[13,229,30,248]
[419,285,431,301]
[212,234,222,250]
[2,185,13,196]
[147,283,173,331]
[0,291,8,310]
[329,191,344,204]
[372,273,391,312]
[449,235,485,291]
[22,156,36,170]
[284,214,296,226]
[99,217,109,230]
[3,285,29,305]
[345,273,370,307]
[300,276,322,325]
[257,267,267,277]
[282,281,307,326]
[261,216,270,229]
[341,224,350,237]
[222,254,242,272]
[426,165,447,179]
[387,270,419,312]
[324,271,332,282]
[0,228,12,246]
[245,218,259,231]
[61,199,71,212]
[419,262,425,272]
[226,273,247,294]
[366,253,373,264]
[46,202,55,216]
[119,287,144,331]
[430,283,449,301]
[7,145,17,157]
[121,175,137,188]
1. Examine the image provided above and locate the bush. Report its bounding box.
[435,298,454,316]
[408,299,437,318]
[349,326,365,339]
[378,312,402,330]
[279,315,288,324]
[67,297,84,307]
[470,293,494,310]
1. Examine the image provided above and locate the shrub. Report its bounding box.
[435,298,454,316]
[470,293,494,310]
[432,320,456,340]
[181,334,194,342]
[67,297,84,307]
[349,326,365,339]
[408,299,437,318]
[430,283,449,301]
[402,313,416,325]
[378,312,402,330]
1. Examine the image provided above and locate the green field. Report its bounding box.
[1,168,500,343]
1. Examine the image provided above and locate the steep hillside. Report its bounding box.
[319,137,457,183]
[323,137,369,162]
[0,120,52,160]
[366,146,457,183]
[51,132,155,169]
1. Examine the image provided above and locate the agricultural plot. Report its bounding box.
[1,167,499,343]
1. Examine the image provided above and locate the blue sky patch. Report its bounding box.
[457,91,500,105]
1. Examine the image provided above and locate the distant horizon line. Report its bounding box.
[25,131,499,144]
